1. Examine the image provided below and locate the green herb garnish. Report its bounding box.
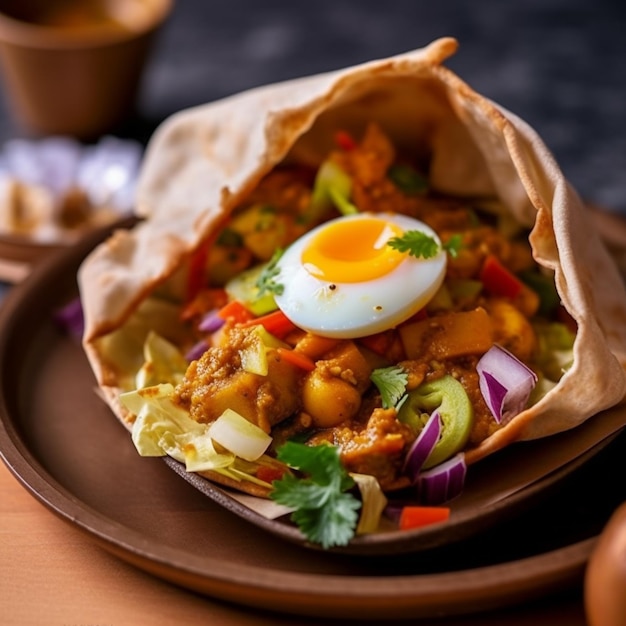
[255,248,285,297]
[270,442,361,549]
[387,230,464,259]
[387,230,440,259]
[370,366,408,409]
[443,233,463,258]
[388,163,429,196]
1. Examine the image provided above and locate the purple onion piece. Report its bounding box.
[198,309,225,333]
[382,502,406,524]
[53,297,84,339]
[417,453,467,505]
[403,411,441,483]
[445,456,467,498]
[476,344,538,424]
[480,371,507,422]
[185,339,209,362]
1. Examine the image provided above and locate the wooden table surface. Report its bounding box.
[0,458,591,626]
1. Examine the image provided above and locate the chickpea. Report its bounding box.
[302,370,362,428]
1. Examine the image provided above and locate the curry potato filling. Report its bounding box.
[165,123,571,491]
[77,41,626,549]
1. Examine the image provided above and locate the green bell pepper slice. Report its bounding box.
[398,374,473,469]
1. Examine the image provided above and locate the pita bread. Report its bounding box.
[78,37,626,481]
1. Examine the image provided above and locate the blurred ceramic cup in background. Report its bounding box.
[0,0,172,140]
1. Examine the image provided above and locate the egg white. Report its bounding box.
[273,213,447,338]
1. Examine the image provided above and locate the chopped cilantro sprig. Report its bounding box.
[443,233,463,258]
[255,248,285,297]
[371,366,408,409]
[387,230,463,259]
[387,230,439,258]
[270,442,361,549]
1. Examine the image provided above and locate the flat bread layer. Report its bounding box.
[78,37,626,469]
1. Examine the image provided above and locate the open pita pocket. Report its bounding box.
[78,37,626,501]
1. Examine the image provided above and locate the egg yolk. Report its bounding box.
[301,217,406,283]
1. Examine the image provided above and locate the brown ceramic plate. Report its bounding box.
[0,225,115,283]
[162,415,622,556]
[0,233,63,282]
[0,223,118,282]
[0,226,625,620]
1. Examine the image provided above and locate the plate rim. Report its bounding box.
[161,428,620,556]
[0,434,597,619]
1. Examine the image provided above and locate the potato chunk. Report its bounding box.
[301,341,373,428]
[399,307,494,360]
[174,326,304,432]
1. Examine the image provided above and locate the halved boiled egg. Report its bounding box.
[274,212,447,338]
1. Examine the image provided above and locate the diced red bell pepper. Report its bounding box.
[398,506,451,530]
[480,254,524,300]
[276,347,316,372]
[334,130,357,151]
[217,300,255,324]
[256,465,288,484]
[241,309,296,339]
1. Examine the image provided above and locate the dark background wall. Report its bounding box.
[1,0,625,214]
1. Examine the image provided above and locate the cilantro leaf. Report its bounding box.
[370,366,408,409]
[270,442,361,549]
[442,234,463,259]
[387,163,429,196]
[387,230,464,260]
[290,487,360,548]
[387,230,440,259]
[255,248,285,297]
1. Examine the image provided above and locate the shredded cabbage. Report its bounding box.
[135,331,188,389]
[208,408,272,461]
[351,472,388,535]
[120,379,281,487]
[120,383,235,471]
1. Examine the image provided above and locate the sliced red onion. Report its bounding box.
[383,500,412,524]
[53,297,84,339]
[198,309,225,333]
[417,453,467,505]
[476,344,538,424]
[403,410,441,483]
[185,339,208,362]
[480,371,507,419]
